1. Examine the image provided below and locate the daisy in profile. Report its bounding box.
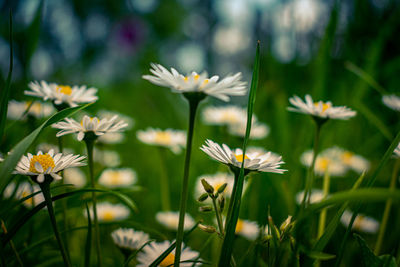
[98,168,137,188]
[52,115,128,141]
[156,211,195,231]
[340,210,379,234]
[7,100,55,120]
[63,168,86,188]
[195,172,234,199]
[301,149,347,177]
[143,63,247,101]
[137,128,186,154]
[382,94,400,111]
[202,105,248,126]
[137,240,201,267]
[288,94,356,120]
[111,228,150,251]
[200,139,286,174]
[25,81,98,108]
[14,149,86,183]
[87,202,130,222]
[295,189,324,204]
[228,121,270,139]
[3,182,44,208]
[324,147,369,174]
[93,148,121,167]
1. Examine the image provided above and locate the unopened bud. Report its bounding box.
[198,224,217,233]
[199,206,213,212]
[217,183,228,194]
[201,179,214,194]
[198,193,209,202]
[219,196,225,212]
[280,215,293,232]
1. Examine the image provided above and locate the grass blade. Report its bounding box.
[345,61,387,96]
[84,204,92,267]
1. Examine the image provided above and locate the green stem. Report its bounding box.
[39,180,71,267]
[375,159,400,254]
[317,170,330,239]
[174,97,201,267]
[85,140,102,267]
[212,196,224,236]
[158,148,171,211]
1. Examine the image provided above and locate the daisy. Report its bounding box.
[3,182,44,208]
[295,189,324,204]
[97,110,134,130]
[63,168,86,188]
[156,211,195,231]
[288,94,356,120]
[202,105,248,126]
[93,148,121,167]
[97,132,126,144]
[111,228,150,251]
[200,139,286,174]
[25,81,98,107]
[87,202,130,222]
[52,115,128,141]
[324,147,369,174]
[137,128,186,154]
[7,100,55,120]
[14,149,86,183]
[340,210,379,234]
[382,94,400,111]
[301,149,347,176]
[137,240,201,267]
[195,172,234,198]
[98,168,137,188]
[142,63,247,102]
[228,121,270,139]
[220,217,259,240]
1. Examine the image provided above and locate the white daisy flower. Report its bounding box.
[288,95,356,120]
[98,168,137,188]
[195,172,235,198]
[111,228,150,251]
[340,210,379,234]
[97,132,126,144]
[142,63,247,102]
[295,189,325,204]
[87,202,130,222]
[13,149,86,183]
[324,147,369,174]
[200,139,286,174]
[228,121,270,139]
[25,81,98,107]
[63,168,86,188]
[137,240,201,267]
[156,211,195,231]
[93,148,121,167]
[3,182,44,208]
[382,94,400,111]
[137,128,186,154]
[97,110,134,130]
[7,100,55,120]
[221,217,259,241]
[300,149,348,176]
[202,105,248,126]
[52,115,129,141]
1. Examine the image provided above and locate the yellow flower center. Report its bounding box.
[29,154,55,173]
[21,191,33,206]
[155,132,171,144]
[316,158,330,171]
[341,151,354,164]
[183,76,189,82]
[102,211,115,221]
[235,219,244,233]
[221,112,239,124]
[353,215,365,230]
[109,171,122,185]
[234,154,249,162]
[214,182,225,192]
[81,117,98,126]
[160,253,175,267]
[194,74,200,81]
[314,102,331,112]
[57,85,73,95]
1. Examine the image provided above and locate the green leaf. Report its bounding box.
[84,204,92,267]
[378,255,398,267]
[303,250,336,261]
[0,103,91,196]
[354,233,383,267]
[345,61,387,96]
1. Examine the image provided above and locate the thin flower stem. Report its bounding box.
[375,159,400,254]
[85,140,102,267]
[317,170,331,239]
[39,181,71,267]
[158,148,171,211]
[174,97,201,267]
[0,220,23,267]
[212,196,224,236]
[58,136,70,258]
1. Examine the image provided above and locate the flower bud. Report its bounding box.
[217,183,228,194]
[219,196,225,212]
[198,224,217,233]
[280,215,293,232]
[201,179,214,194]
[198,193,209,202]
[199,206,213,212]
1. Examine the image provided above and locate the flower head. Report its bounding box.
[301,149,347,176]
[340,210,379,234]
[382,94,400,111]
[93,148,121,167]
[25,81,98,107]
[3,182,44,208]
[14,149,86,183]
[228,121,270,139]
[295,189,324,204]
[156,211,195,231]
[111,228,150,251]
[7,100,55,120]
[87,202,130,222]
[200,139,286,174]
[137,128,186,154]
[98,168,137,188]
[143,63,247,101]
[288,95,356,120]
[63,168,86,188]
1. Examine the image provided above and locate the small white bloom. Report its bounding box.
[195,172,234,198]
[324,147,369,174]
[3,182,44,208]
[202,105,248,126]
[63,168,86,188]
[288,94,356,120]
[137,128,186,154]
[300,149,348,176]
[228,121,270,139]
[382,94,400,111]
[7,100,55,120]
[87,202,130,222]
[143,63,247,101]
[13,150,86,183]
[200,139,286,174]
[111,228,150,251]
[52,115,128,141]
[340,210,379,234]
[156,211,195,231]
[221,217,259,241]
[93,148,121,167]
[97,132,126,144]
[98,168,137,188]
[25,81,98,107]
[137,240,201,267]
[295,189,325,204]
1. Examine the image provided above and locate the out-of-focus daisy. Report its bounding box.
[202,105,248,126]
[93,148,121,167]
[195,172,234,198]
[7,100,55,120]
[156,211,195,231]
[98,168,137,188]
[142,63,247,102]
[137,240,201,267]
[14,149,86,183]
[382,94,400,111]
[340,210,379,234]
[288,95,356,120]
[296,189,324,204]
[228,121,270,139]
[63,168,86,188]
[324,147,369,174]
[137,128,186,154]
[200,139,286,174]
[3,182,44,208]
[87,202,130,222]
[301,149,347,176]
[220,217,259,241]
[25,81,98,107]
[111,228,150,251]
[52,115,128,141]
[394,142,400,158]
[97,132,126,144]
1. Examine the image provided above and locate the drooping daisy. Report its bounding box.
[382,94,400,111]
[14,149,86,183]
[87,202,130,222]
[63,168,86,188]
[25,81,98,107]
[288,95,356,120]
[300,149,347,176]
[93,148,121,167]
[228,121,270,139]
[156,211,195,231]
[52,115,129,141]
[3,182,44,208]
[98,168,137,188]
[7,100,55,120]
[142,63,247,101]
[295,189,324,204]
[200,139,286,174]
[137,128,186,154]
[137,240,201,267]
[195,172,234,198]
[202,105,248,126]
[111,228,150,251]
[340,210,379,234]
